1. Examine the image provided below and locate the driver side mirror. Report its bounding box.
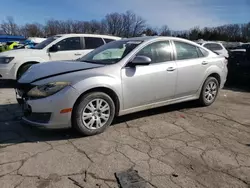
[128,55,151,66]
[49,44,59,52]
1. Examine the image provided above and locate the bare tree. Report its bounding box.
[44,19,61,36]
[1,16,20,35]
[131,15,146,37]
[105,13,124,36]
[143,27,158,36]
[160,25,171,36]
[121,11,135,37]
[1,12,249,42]
[20,23,44,37]
[241,23,250,41]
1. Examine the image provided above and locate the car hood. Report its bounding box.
[0,48,43,57]
[19,61,104,83]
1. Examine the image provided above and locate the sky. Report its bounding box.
[0,0,249,30]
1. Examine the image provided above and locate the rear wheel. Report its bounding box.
[72,92,115,136]
[199,77,219,106]
[17,63,34,80]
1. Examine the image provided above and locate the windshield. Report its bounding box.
[33,36,61,49]
[79,40,143,64]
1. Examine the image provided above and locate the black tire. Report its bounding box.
[17,63,33,80]
[72,92,115,136]
[199,77,219,106]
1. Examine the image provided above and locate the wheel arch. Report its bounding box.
[72,87,121,117]
[207,72,221,86]
[16,61,40,79]
[197,70,222,97]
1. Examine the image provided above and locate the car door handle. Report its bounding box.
[166,67,176,71]
[202,61,208,65]
[74,53,82,56]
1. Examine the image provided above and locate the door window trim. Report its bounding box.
[80,37,85,49]
[54,37,83,51]
[83,36,105,50]
[124,39,175,68]
[172,40,208,61]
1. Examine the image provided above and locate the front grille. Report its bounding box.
[24,112,52,123]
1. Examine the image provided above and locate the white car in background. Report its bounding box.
[0,34,120,80]
[197,41,229,58]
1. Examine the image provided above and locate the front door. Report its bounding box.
[49,37,84,61]
[121,40,177,110]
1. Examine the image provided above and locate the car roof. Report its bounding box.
[54,33,121,40]
[121,36,203,46]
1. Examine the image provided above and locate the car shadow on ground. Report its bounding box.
[0,100,201,146]
[113,100,200,124]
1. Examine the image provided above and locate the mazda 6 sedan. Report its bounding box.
[16,36,228,136]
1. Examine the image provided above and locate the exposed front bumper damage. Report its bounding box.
[16,83,79,129]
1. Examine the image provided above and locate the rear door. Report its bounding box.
[83,37,105,56]
[173,40,209,98]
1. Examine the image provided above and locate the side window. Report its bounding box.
[56,37,81,51]
[104,38,115,43]
[174,41,199,60]
[204,43,223,51]
[137,41,172,64]
[197,47,209,57]
[85,37,104,49]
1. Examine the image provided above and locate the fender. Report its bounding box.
[72,75,123,111]
[196,65,223,96]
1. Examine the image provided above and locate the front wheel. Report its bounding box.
[199,77,219,106]
[72,92,115,136]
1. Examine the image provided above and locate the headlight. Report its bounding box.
[0,57,14,64]
[27,82,70,98]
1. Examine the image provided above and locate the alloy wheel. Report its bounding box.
[204,81,217,102]
[81,99,110,130]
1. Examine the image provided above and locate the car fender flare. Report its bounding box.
[197,65,223,95]
[72,76,123,112]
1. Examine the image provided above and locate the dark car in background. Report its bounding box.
[227,43,250,87]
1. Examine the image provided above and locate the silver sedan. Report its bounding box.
[17,36,228,136]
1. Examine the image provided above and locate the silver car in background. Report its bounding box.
[17,36,228,136]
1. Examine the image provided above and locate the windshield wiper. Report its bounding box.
[80,60,98,64]
[80,60,114,65]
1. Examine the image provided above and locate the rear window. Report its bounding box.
[85,37,105,49]
[204,43,223,51]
